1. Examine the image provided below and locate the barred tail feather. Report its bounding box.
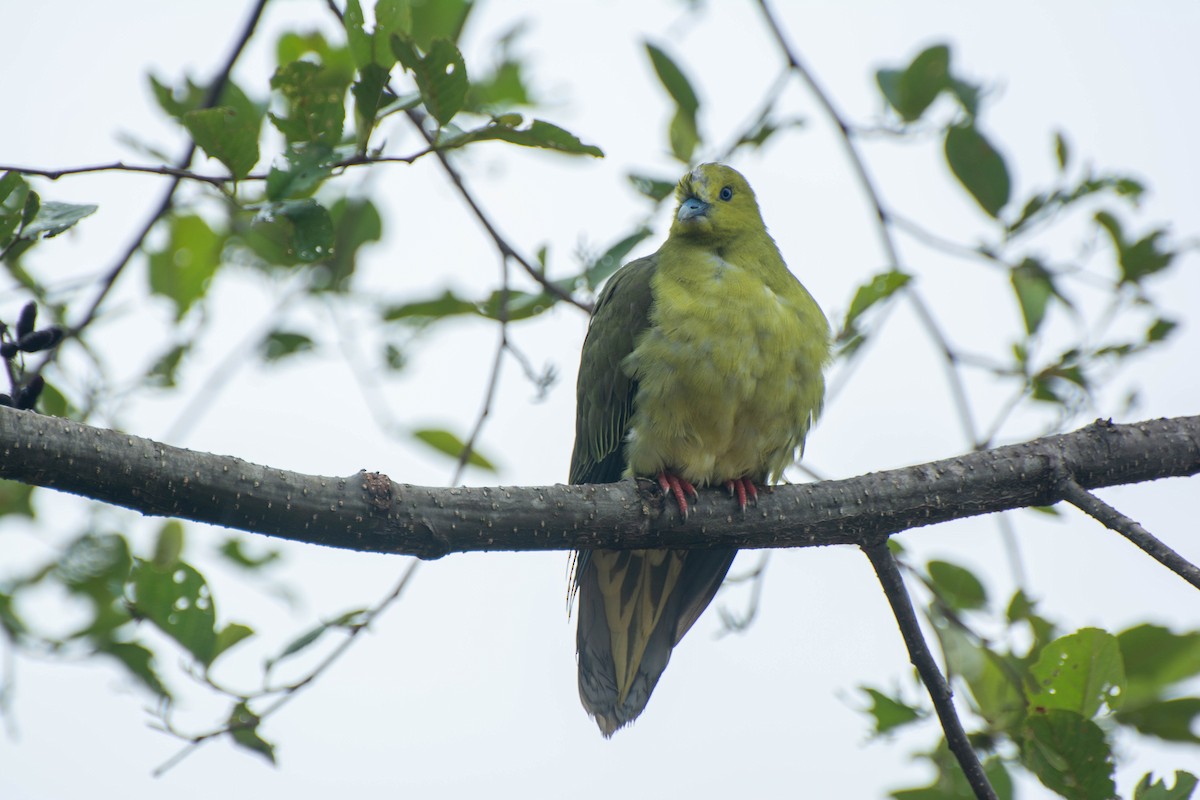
[575,547,736,736]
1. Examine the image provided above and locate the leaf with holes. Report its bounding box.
[393,35,467,126]
[131,559,217,665]
[1027,627,1125,718]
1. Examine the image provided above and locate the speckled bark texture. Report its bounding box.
[2,407,1197,558]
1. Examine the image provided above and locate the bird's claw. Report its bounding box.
[657,472,698,519]
[723,477,759,511]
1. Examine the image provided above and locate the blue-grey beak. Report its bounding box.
[676,196,710,221]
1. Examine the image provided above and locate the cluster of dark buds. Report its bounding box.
[1,300,63,411]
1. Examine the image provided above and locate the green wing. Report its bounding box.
[569,254,737,736]
[569,255,657,485]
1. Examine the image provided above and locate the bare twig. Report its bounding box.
[754,0,980,448]
[0,150,437,188]
[861,539,997,800]
[452,255,510,486]
[61,0,272,343]
[407,109,590,312]
[1060,478,1200,590]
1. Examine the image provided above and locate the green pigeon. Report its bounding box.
[570,163,830,736]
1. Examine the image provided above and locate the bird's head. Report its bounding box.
[668,163,766,244]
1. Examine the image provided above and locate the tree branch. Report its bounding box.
[1060,478,1200,590]
[57,0,271,343]
[862,539,996,800]
[1,409,1196,558]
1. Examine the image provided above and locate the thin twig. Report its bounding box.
[888,211,1006,269]
[861,539,997,800]
[754,0,980,448]
[1060,478,1200,590]
[151,559,420,776]
[0,151,437,187]
[64,0,271,343]
[407,109,590,312]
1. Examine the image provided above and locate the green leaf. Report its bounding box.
[876,44,950,122]
[1011,257,1055,335]
[1134,771,1198,800]
[413,428,497,472]
[1118,698,1200,745]
[268,624,330,670]
[0,173,29,243]
[20,201,98,239]
[1021,710,1116,800]
[645,42,699,116]
[478,289,556,322]
[97,641,170,699]
[385,290,478,322]
[628,173,676,203]
[1027,628,1125,718]
[217,537,282,571]
[251,199,335,264]
[841,269,911,336]
[407,0,472,49]
[465,25,534,112]
[645,42,700,162]
[212,622,255,661]
[260,330,315,361]
[926,559,987,611]
[1055,131,1071,171]
[0,479,36,518]
[352,63,391,147]
[36,381,76,419]
[152,520,185,569]
[269,60,348,146]
[668,108,699,163]
[1094,211,1175,284]
[228,702,276,765]
[265,146,339,201]
[148,214,223,319]
[183,103,261,179]
[1146,318,1177,343]
[131,559,218,665]
[860,687,923,735]
[1118,624,1200,706]
[275,30,356,84]
[969,650,1027,729]
[945,124,1011,217]
[320,197,383,291]
[392,35,468,126]
[0,171,24,206]
[342,0,371,68]
[892,748,1013,800]
[375,0,412,61]
[146,343,187,389]
[584,227,653,287]
[57,532,132,600]
[148,74,208,121]
[441,117,602,157]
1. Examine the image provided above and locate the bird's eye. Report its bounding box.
[719,186,733,201]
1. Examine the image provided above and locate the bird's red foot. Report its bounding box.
[723,477,759,511]
[657,471,699,519]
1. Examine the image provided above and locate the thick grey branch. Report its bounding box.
[1,407,1197,558]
